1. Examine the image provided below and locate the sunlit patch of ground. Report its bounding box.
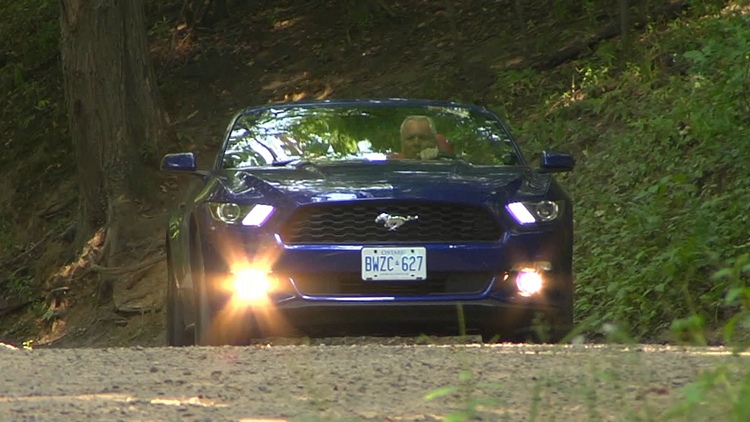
[722,0,750,15]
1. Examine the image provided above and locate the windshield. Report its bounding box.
[220,104,522,169]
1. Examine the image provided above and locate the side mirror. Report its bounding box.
[539,150,575,173]
[161,152,197,172]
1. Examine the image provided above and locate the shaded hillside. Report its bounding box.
[0,0,748,347]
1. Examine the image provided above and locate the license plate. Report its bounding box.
[361,247,427,281]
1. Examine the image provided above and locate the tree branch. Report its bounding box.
[89,253,165,276]
[0,229,55,269]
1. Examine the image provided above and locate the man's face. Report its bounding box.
[400,119,436,159]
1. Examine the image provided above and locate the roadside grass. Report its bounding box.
[272,307,748,421]
[662,363,750,422]
[420,335,750,421]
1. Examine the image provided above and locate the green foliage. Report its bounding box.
[0,0,60,100]
[664,364,750,421]
[5,269,35,302]
[0,0,70,191]
[424,359,503,420]
[581,0,600,23]
[499,8,750,339]
[0,0,59,70]
[712,253,750,352]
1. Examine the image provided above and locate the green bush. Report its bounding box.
[498,9,750,339]
[0,0,67,168]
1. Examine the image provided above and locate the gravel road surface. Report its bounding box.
[1,340,748,421]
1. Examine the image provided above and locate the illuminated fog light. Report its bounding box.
[516,269,543,297]
[242,204,275,227]
[232,269,272,302]
[507,202,536,224]
[535,201,559,221]
[217,203,242,223]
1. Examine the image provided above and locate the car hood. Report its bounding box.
[211,161,551,205]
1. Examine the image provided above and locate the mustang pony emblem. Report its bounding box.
[375,213,419,231]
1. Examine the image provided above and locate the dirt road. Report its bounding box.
[0,341,748,421]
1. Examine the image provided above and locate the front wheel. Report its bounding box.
[192,246,257,346]
[166,261,194,347]
[482,292,574,344]
[481,310,572,344]
[194,290,261,346]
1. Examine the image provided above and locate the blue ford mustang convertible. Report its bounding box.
[162,99,575,346]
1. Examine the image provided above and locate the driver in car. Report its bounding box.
[392,115,454,160]
[400,115,439,159]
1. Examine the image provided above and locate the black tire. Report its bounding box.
[166,261,194,347]
[192,237,220,346]
[546,271,575,343]
[194,280,221,346]
[550,295,574,343]
[194,284,255,346]
[192,239,254,346]
[481,320,566,344]
[480,329,526,344]
[482,284,574,344]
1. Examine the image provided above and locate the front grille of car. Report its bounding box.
[291,272,493,296]
[280,200,503,244]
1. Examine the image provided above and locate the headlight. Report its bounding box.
[216,203,242,222]
[208,203,276,226]
[516,268,544,296]
[232,268,272,301]
[506,200,565,225]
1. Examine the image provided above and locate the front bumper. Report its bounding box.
[194,213,573,336]
[269,298,564,334]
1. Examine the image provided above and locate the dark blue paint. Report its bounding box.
[540,150,576,173]
[210,162,529,206]
[161,152,197,172]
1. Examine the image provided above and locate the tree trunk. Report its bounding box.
[60,0,170,301]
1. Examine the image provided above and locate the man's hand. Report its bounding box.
[419,147,439,160]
